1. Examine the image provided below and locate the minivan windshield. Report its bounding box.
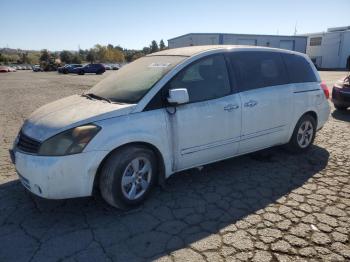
[89,55,186,103]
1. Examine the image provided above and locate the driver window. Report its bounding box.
[168,54,231,103]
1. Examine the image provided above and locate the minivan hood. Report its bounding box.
[22,95,135,141]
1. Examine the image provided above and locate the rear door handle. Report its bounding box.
[224,104,239,112]
[244,100,258,107]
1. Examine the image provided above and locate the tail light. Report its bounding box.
[320,82,329,99]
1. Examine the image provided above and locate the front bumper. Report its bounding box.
[12,149,107,199]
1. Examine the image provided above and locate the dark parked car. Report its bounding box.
[58,64,83,74]
[32,65,43,72]
[332,76,350,110]
[72,64,105,75]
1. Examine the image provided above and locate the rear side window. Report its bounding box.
[282,54,317,83]
[229,51,288,91]
[168,54,231,103]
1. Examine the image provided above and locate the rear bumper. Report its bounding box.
[332,87,350,107]
[13,149,107,199]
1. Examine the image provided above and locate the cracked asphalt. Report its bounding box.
[0,70,349,262]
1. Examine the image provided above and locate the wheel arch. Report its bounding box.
[287,110,318,143]
[303,110,318,125]
[92,141,166,193]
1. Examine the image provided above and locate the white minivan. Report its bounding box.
[10,46,330,208]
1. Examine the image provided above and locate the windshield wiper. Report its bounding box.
[82,93,112,103]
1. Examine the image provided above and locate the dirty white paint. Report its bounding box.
[22,94,136,141]
[13,45,330,200]
[148,63,171,68]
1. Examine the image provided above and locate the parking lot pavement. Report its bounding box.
[0,70,349,262]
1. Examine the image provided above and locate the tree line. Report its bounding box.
[0,39,167,65]
[0,51,41,65]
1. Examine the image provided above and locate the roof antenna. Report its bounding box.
[294,22,298,35]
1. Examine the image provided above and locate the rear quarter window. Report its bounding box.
[282,54,317,83]
[229,51,288,91]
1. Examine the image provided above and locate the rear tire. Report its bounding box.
[335,105,347,111]
[286,114,316,153]
[99,146,157,209]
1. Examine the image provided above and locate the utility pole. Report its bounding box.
[294,22,298,35]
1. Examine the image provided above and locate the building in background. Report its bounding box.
[168,28,350,70]
[305,26,350,69]
[168,33,307,53]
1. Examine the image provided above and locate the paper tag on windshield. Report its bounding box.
[149,63,171,68]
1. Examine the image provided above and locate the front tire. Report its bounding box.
[99,146,157,209]
[286,114,316,153]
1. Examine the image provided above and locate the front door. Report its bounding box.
[166,54,242,171]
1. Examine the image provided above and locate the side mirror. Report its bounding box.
[167,88,189,105]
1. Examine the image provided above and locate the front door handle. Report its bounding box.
[244,100,258,108]
[224,104,239,112]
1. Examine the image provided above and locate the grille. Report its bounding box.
[17,132,41,154]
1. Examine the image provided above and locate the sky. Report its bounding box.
[1,0,350,51]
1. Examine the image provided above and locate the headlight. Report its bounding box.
[38,124,101,156]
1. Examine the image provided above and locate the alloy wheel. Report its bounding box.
[121,157,152,200]
[297,120,314,148]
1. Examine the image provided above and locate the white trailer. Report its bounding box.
[306,26,350,69]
